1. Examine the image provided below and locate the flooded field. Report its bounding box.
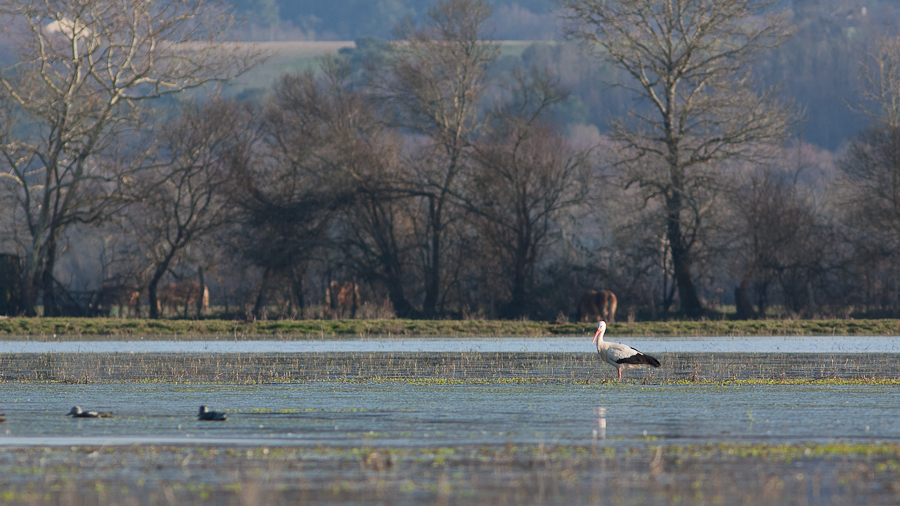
[2,347,900,504]
[2,381,899,447]
[3,335,900,353]
[2,350,899,383]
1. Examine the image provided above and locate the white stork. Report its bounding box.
[592,321,661,379]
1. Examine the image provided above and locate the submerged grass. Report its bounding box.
[2,351,899,384]
[2,317,900,338]
[2,441,899,506]
[663,442,900,460]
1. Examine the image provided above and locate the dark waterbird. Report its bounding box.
[592,321,661,379]
[66,406,112,418]
[198,405,227,421]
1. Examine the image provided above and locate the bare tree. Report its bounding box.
[379,0,498,317]
[730,167,825,318]
[0,0,261,315]
[128,99,254,319]
[837,35,900,315]
[468,69,590,317]
[339,172,421,318]
[856,35,900,132]
[840,35,900,248]
[332,114,420,318]
[559,0,796,316]
[274,58,420,318]
[234,61,373,319]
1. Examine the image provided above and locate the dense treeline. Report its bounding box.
[2,0,900,322]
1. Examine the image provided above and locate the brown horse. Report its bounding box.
[158,281,209,318]
[326,281,360,319]
[90,283,141,318]
[576,289,617,323]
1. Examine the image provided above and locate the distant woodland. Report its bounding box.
[231,0,898,150]
[2,0,900,322]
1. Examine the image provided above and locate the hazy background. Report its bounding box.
[226,0,892,151]
[3,0,899,321]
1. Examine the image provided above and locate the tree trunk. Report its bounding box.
[148,241,183,319]
[663,81,703,318]
[894,273,899,318]
[148,269,164,319]
[384,259,416,318]
[806,281,817,317]
[667,195,703,317]
[505,235,531,318]
[755,281,769,318]
[21,274,39,317]
[423,195,440,318]
[290,265,304,316]
[734,276,756,320]
[506,278,527,318]
[670,240,702,316]
[253,267,271,320]
[41,240,59,317]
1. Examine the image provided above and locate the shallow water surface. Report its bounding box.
[1,382,896,447]
[2,335,900,354]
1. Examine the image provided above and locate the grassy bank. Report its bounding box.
[1,317,899,338]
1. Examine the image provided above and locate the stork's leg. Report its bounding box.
[617,369,622,380]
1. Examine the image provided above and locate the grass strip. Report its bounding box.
[2,317,899,338]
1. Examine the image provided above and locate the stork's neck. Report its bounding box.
[592,324,606,352]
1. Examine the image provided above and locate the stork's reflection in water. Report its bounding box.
[593,406,606,440]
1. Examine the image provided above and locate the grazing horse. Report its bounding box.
[577,289,617,323]
[157,281,209,318]
[90,283,141,318]
[326,281,360,319]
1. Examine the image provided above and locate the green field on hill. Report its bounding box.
[226,40,545,92]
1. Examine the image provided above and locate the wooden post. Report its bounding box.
[197,267,208,318]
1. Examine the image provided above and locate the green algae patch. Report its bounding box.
[720,378,900,386]
[663,442,900,460]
